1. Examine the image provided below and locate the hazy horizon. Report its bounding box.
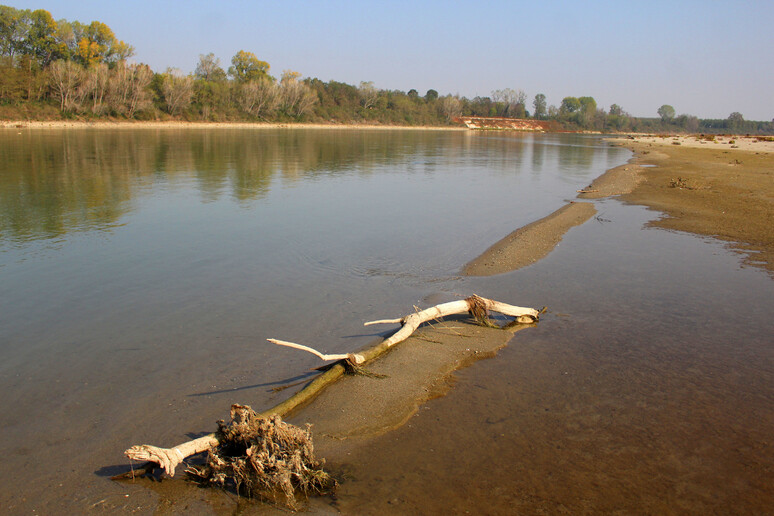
[5,0,773,121]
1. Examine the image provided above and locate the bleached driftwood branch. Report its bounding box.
[122,295,539,477]
[267,338,365,364]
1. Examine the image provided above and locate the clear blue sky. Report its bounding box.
[7,0,774,120]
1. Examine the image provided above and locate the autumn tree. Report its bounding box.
[236,77,278,118]
[532,93,547,119]
[195,53,226,82]
[441,95,462,120]
[358,81,378,109]
[279,70,316,117]
[228,50,270,82]
[657,104,675,122]
[47,59,82,111]
[107,62,152,117]
[161,68,194,115]
[79,62,109,113]
[74,21,133,67]
[492,88,527,117]
[676,113,699,132]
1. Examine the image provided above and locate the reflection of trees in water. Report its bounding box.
[0,129,453,243]
[532,138,546,171]
[556,135,597,174]
[472,133,528,175]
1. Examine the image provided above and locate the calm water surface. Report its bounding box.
[0,128,625,511]
[1,128,771,513]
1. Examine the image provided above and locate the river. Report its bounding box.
[1,128,771,513]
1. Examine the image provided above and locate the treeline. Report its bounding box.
[1,5,772,134]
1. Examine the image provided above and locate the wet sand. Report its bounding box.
[615,136,774,274]
[463,202,597,276]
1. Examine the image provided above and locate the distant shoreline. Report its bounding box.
[0,120,466,131]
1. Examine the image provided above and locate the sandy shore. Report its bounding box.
[0,119,464,131]
[614,135,774,274]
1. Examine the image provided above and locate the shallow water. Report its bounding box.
[0,129,627,512]
[332,198,774,514]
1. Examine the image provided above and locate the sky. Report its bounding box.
[7,0,774,120]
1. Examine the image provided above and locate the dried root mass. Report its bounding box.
[188,404,334,508]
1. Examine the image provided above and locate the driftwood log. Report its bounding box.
[123,295,539,477]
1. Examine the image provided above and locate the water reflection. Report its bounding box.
[0,130,620,247]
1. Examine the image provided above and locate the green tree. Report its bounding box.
[532,93,547,119]
[0,5,23,57]
[657,104,675,122]
[728,112,744,132]
[578,96,597,127]
[560,96,580,114]
[228,50,270,83]
[609,104,623,116]
[425,89,438,101]
[21,9,60,66]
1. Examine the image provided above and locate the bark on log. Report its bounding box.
[123,295,539,477]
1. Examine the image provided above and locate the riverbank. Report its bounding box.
[614,135,774,274]
[1,119,465,131]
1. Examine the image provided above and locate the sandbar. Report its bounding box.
[462,202,597,276]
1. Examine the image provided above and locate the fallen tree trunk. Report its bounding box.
[123,295,539,477]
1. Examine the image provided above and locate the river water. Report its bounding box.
[1,128,771,513]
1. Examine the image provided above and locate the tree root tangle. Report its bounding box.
[186,404,334,508]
